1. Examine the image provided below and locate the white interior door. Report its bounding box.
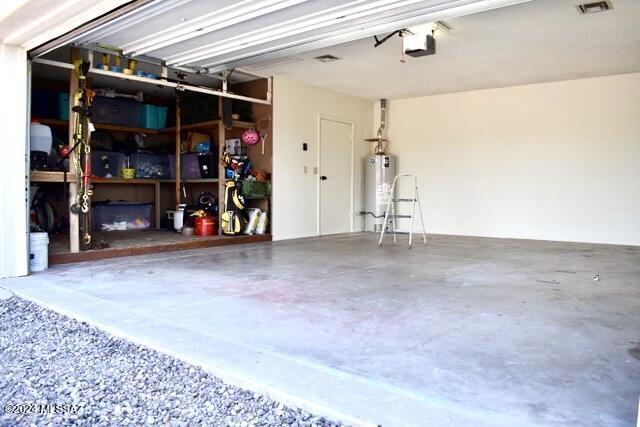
[319,118,352,235]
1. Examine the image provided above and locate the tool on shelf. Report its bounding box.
[257,113,271,155]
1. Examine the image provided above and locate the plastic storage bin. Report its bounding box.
[131,153,170,178]
[57,92,69,120]
[242,180,271,198]
[140,104,168,129]
[197,153,216,178]
[168,155,176,179]
[31,90,56,119]
[91,131,114,151]
[180,153,203,179]
[93,202,153,231]
[91,151,125,178]
[92,96,142,127]
[168,153,217,179]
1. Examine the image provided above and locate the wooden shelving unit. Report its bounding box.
[30,60,271,260]
[31,116,263,246]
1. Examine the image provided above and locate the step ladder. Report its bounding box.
[378,174,427,248]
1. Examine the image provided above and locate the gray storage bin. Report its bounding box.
[92,96,142,128]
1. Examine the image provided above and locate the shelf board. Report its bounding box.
[30,170,77,183]
[37,118,255,134]
[92,178,219,185]
[37,118,162,135]
[94,123,162,134]
[33,174,246,187]
[184,178,220,183]
[91,178,157,185]
[36,118,68,128]
[158,178,219,183]
[161,119,255,133]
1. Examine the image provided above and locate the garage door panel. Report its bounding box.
[66,0,530,73]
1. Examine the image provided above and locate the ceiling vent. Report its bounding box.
[314,55,340,63]
[577,1,613,14]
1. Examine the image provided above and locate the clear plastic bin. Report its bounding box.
[181,153,202,179]
[92,202,153,231]
[91,151,125,178]
[131,153,170,179]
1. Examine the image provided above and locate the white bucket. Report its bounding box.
[30,122,53,154]
[173,204,186,231]
[29,232,49,272]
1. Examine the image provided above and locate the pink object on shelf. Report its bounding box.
[241,128,260,145]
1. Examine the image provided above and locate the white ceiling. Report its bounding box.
[246,0,640,99]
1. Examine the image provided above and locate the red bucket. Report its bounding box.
[195,217,217,236]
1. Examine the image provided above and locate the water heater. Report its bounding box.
[365,154,396,232]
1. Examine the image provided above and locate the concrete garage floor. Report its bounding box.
[2,233,639,426]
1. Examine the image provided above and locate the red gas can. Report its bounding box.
[195,216,217,236]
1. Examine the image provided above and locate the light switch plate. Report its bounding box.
[313,167,318,175]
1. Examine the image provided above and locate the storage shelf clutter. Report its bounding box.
[28,52,272,262]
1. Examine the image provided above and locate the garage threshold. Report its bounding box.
[47,231,272,265]
[2,233,639,426]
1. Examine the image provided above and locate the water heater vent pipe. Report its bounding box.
[365,98,389,155]
[377,98,387,141]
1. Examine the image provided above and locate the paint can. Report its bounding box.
[195,217,216,236]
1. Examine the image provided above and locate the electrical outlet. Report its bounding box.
[313,167,318,175]
[304,166,308,174]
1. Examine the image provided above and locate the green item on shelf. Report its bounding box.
[242,180,271,198]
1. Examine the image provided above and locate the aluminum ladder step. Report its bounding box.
[379,173,427,248]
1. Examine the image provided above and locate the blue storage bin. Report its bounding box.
[57,92,69,120]
[140,104,168,129]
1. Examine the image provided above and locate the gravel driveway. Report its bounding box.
[0,296,345,427]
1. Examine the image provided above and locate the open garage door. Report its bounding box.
[32,0,531,72]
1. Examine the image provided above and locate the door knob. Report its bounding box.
[320,176,327,180]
